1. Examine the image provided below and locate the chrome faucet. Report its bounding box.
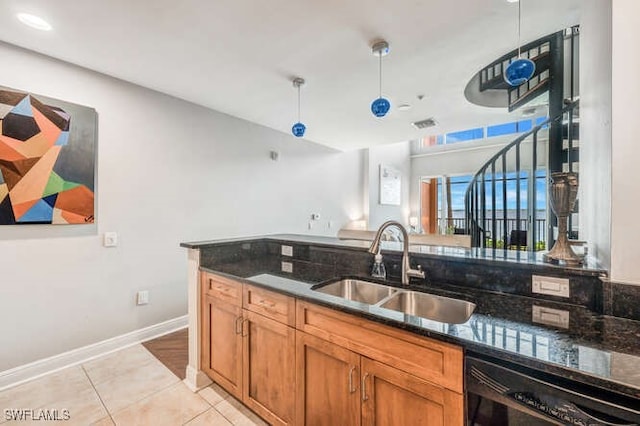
[368,220,426,285]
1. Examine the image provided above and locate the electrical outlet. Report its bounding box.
[136,290,149,305]
[104,232,118,247]
[281,261,293,273]
[532,305,569,328]
[532,275,570,298]
[281,245,293,257]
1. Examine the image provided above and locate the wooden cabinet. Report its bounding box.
[360,358,463,426]
[201,271,464,426]
[243,309,296,426]
[296,301,464,426]
[296,332,361,426]
[201,272,296,425]
[296,331,462,426]
[202,294,243,398]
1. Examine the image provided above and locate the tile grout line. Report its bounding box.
[213,396,262,426]
[105,375,182,419]
[86,347,182,419]
[80,364,116,425]
[82,350,179,423]
[180,386,218,425]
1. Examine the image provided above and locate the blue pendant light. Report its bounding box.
[291,77,306,137]
[371,40,391,117]
[504,0,535,87]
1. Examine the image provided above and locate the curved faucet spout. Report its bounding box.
[368,220,425,285]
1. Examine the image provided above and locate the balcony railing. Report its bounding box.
[437,217,547,250]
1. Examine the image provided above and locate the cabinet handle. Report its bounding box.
[234,316,243,335]
[241,318,249,337]
[348,366,357,394]
[361,373,370,401]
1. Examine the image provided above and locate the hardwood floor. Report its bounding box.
[143,328,188,380]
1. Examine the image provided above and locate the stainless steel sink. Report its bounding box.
[379,291,476,324]
[313,279,398,305]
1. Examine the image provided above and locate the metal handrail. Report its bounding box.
[464,100,579,250]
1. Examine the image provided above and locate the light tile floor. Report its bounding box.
[0,345,267,426]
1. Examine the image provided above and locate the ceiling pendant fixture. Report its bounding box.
[370,40,391,118]
[291,77,306,137]
[504,0,535,87]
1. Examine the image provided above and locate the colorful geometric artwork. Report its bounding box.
[0,87,96,225]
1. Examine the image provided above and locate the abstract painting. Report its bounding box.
[0,87,96,225]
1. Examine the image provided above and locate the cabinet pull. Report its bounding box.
[234,316,243,335]
[361,373,370,401]
[348,366,357,394]
[215,285,231,293]
[241,318,249,337]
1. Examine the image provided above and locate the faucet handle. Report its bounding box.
[407,264,426,280]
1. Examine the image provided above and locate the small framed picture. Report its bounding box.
[379,164,401,206]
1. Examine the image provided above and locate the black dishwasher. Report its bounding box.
[466,354,640,425]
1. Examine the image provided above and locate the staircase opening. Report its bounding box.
[461,25,580,252]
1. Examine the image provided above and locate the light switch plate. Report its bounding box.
[532,305,569,328]
[281,261,293,273]
[136,290,149,305]
[104,232,118,247]
[532,275,570,298]
[281,245,293,257]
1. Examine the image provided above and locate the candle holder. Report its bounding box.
[544,172,583,265]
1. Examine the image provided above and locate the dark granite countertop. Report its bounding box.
[182,234,606,276]
[200,266,640,401]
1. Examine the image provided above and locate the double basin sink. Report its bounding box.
[312,278,476,324]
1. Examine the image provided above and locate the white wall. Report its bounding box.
[579,0,612,272]
[365,141,411,229]
[610,0,640,284]
[0,42,365,371]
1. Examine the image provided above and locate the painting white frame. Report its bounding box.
[379,164,401,206]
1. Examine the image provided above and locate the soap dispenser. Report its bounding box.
[371,253,386,280]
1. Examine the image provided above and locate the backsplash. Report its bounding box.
[198,237,614,315]
[603,281,640,320]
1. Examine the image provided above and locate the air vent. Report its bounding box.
[412,118,437,129]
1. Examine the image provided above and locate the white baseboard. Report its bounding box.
[0,315,188,392]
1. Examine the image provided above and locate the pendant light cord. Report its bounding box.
[517,0,522,57]
[379,53,383,98]
[297,85,301,122]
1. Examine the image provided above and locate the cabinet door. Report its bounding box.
[243,310,296,426]
[296,332,361,426]
[360,358,463,426]
[202,294,243,399]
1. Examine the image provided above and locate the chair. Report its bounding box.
[508,230,527,250]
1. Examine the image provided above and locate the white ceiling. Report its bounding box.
[0,0,581,151]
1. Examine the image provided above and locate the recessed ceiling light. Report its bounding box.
[17,13,52,31]
[507,0,519,3]
[397,104,412,111]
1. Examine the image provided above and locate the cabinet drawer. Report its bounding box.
[202,272,242,306]
[244,285,295,326]
[296,301,463,393]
